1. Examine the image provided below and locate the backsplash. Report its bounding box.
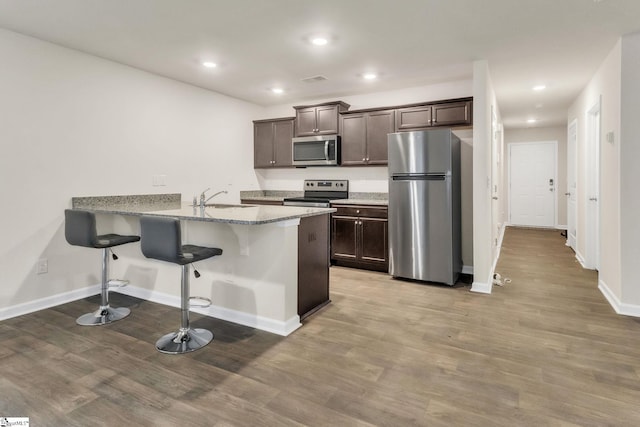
[254,166,388,193]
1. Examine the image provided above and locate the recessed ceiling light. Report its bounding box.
[271,88,284,94]
[527,119,537,124]
[311,37,328,46]
[363,73,377,80]
[532,84,546,91]
[202,61,217,68]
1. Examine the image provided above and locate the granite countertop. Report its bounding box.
[240,190,302,202]
[72,194,334,225]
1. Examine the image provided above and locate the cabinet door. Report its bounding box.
[340,114,367,165]
[272,119,294,167]
[298,214,330,318]
[432,101,471,127]
[395,105,432,130]
[331,216,358,260]
[295,107,318,136]
[360,218,388,266]
[366,110,394,165]
[315,105,340,135]
[254,121,274,168]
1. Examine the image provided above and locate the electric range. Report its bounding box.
[283,180,349,207]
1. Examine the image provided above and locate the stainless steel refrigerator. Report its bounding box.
[388,129,461,285]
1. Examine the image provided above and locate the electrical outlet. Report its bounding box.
[36,258,48,274]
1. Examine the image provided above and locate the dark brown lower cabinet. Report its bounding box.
[331,205,388,272]
[298,214,330,318]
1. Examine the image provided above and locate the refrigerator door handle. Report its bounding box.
[392,174,446,181]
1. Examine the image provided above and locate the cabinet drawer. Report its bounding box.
[333,205,388,219]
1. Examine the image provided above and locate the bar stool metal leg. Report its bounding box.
[76,248,131,326]
[155,264,213,354]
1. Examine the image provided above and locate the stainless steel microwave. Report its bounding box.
[292,135,340,166]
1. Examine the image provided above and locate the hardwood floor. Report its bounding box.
[2,227,640,425]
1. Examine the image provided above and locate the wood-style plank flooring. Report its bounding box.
[2,227,640,425]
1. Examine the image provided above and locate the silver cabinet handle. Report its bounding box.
[492,196,498,200]
[564,192,571,196]
[589,197,598,201]
[362,158,366,161]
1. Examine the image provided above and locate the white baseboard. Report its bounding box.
[473,223,507,295]
[0,283,301,336]
[575,250,587,269]
[555,225,568,230]
[470,281,492,294]
[0,284,100,322]
[116,285,301,336]
[461,265,474,275]
[598,279,640,317]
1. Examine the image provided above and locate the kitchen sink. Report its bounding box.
[204,203,251,209]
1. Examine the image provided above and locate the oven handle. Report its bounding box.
[324,141,329,161]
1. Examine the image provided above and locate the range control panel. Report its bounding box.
[303,180,349,192]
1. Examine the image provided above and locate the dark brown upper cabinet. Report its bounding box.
[340,109,394,166]
[396,99,472,131]
[432,101,472,127]
[395,105,433,130]
[253,117,294,168]
[294,101,350,136]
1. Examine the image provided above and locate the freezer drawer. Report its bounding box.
[388,176,454,284]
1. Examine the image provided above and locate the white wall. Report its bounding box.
[620,32,640,306]
[0,28,263,311]
[503,126,568,227]
[567,40,621,302]
[471,60,500,293]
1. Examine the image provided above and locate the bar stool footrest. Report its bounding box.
[189,296,212,308]
[108,279,129,288]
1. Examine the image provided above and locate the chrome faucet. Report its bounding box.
[199,188,228,207]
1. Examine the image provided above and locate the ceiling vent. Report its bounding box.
[301,75,328,83]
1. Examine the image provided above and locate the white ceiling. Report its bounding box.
[1,0,639,129]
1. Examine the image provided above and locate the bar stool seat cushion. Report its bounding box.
[95,233,141,248]
[140,216,222,265]
[180,244,224,265]
[65,210,140,248]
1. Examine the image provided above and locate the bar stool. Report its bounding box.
[139,215,223,354]
[64,209,140,326]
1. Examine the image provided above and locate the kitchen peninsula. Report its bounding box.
[71,193,334,336]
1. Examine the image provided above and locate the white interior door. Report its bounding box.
[586,101,601,270]
[567,119,577,251]
[491,107,501,255]
[508,141,557,227]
